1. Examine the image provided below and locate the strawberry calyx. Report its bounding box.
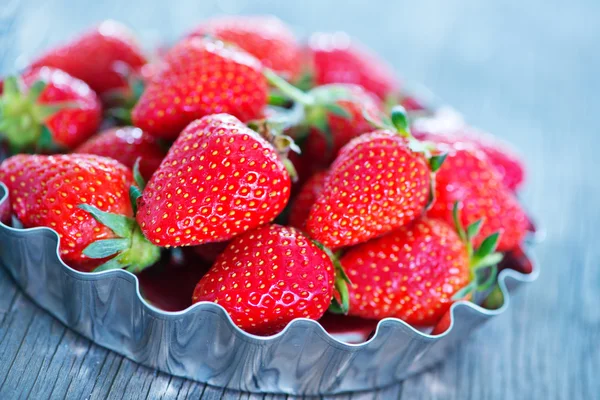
[450,201,503,301]
[0,76,75,153]
[264,69,358,154]
[80,161,160,273]
[312,240,351,314]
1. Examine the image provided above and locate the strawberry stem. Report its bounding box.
[264,69,315,106]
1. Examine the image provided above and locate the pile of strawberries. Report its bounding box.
[0,16,530,336]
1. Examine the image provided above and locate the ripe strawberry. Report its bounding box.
[192,224,335,335]
[427,142,528,251]
[73,126,166,181]
[0,67,101,151]
[288,171,326,230]
[343,216,502,326]
[188,15,302,81]
[132,37,268,140]
[137,114,291,247]
[306,32,400,100]
[0,154,159,272]
[30,20,147,96]
[413,118,525,190]
[302,84,384,166]
[306,129,431,248]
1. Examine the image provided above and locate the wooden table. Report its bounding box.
[1,0,598,398]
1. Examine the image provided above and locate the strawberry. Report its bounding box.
[187,15,302,81]
[30,20,147,96]
[430,309,452,335]
[192,224,336,335]
[0,154,159,272]
[0,67,101,151]
[132,37,268,140]
[426,142,528,251]
[342,215,502,326]
[304,105,438,248]
[307,129,431,248]
[306,32,400,100]
[413,116,525,190]
[288,171,326,230]
[73,126,166,181]
[136,113,291,247]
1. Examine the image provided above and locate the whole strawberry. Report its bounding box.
[0,67,101,151]
[30,20,147,95]
[73,126,166,181]
[132,37,268,140]
[427,142,528,251]
[288,171,326,230]
[0,154,159,272]
[192,224,335,335]
[137,114,291,247]
[413,117,525,190]
[343,215,502,326]
[188,15,302,81]
[307,32,399,100]
[306,112,432,248]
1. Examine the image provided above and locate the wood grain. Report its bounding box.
[1,0,599,398]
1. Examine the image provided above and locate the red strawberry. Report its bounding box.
[288,171,326,230]
[0,154,159,272]
[73,126,166,181]
[30,20,147,95]
[343,218,468,325]
[343,216,502,326]
[188,15,302,81]
[132,37,268,140]
[307,32,399,100]
[303,84,384,166]
[137,114,291,247]
[427,142,528,251]
[192,224,335,335]
[431,309,452,335]
[306,130,431,248]
[413,117,525,190]
[0,67,101,151]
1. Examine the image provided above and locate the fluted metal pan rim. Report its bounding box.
[0,182,539,346]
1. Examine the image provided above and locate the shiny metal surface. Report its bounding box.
[0,182,538,396]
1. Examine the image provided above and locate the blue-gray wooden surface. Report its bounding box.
[1,0,599,399]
